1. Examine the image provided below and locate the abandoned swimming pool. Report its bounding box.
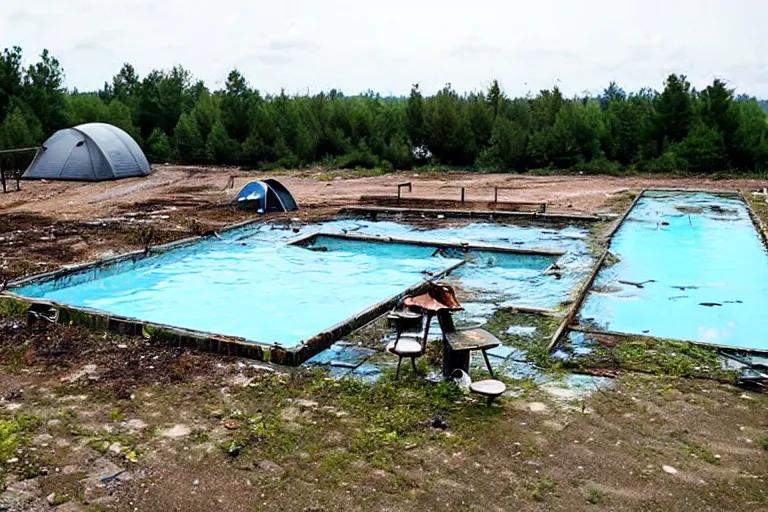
[6,189,768,366]
[8,218,593,355]
[578,191,768,351]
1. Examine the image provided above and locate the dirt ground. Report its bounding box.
[1,167,768,511]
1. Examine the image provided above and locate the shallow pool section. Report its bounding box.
[15,237,461,348]
[578,191,768,350]
[13,218,590,349]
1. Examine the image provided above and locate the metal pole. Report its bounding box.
[460,187,465,203]
[494,187,498,203]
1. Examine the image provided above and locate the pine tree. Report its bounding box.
[145,128,171,163]
[173,112,203,162]
[205,119,239,164]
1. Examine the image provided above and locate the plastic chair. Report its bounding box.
[386,309,431,379]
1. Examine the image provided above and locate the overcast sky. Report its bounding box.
[3,0,767,97]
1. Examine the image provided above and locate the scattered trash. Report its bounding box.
[227,442,243,457]
[222,419,240,430]
[451,369,472,392]
[619,279,656,289]
[100,470,126,484]
[429,416,448,430]
[662,465,678,474]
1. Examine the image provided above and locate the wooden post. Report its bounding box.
[494,187,498,203]
[460,187,465,203]
[0,159,6,193]
[13,152,21,191]
[397,182,412,202]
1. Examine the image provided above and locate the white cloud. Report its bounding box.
[2,0,766,97]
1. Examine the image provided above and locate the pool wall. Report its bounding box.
[740,190,768,247]
[341,205,608,223]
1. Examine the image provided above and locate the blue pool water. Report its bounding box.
[14,219,591,348]
[579,191,768,349]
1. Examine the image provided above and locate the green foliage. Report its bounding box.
[334,142,380,169]
[528,475,556,501]
[587,488,606,505]
[681,438,720,464]
[0,105,42,149]
[205,119,239,164]
[676,123,728,172]
[2,46,768,175]
[657,74,694,145]
[647,148,690,174]
[173,112,203,162]
[424,84,478,165]
[406,84,426,149]
[574,334,740,381]
[0,415,40,461]
[479,115,528,171]
[192,88,219,141]
[220,69,253,142]
[0,298,30,319]
[0,47,24,122]
[145,127,171,163]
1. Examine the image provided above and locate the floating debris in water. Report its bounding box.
[303,342,376,369]
[506,325,537,336]
[619,279,656,289]
[486,345,526,360]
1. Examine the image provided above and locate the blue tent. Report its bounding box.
[235,179,298,212]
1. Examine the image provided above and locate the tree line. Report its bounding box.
[2,46,768,174]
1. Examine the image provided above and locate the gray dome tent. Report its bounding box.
[22,123,151,181]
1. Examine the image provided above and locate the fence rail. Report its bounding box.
[0,147,40,193]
